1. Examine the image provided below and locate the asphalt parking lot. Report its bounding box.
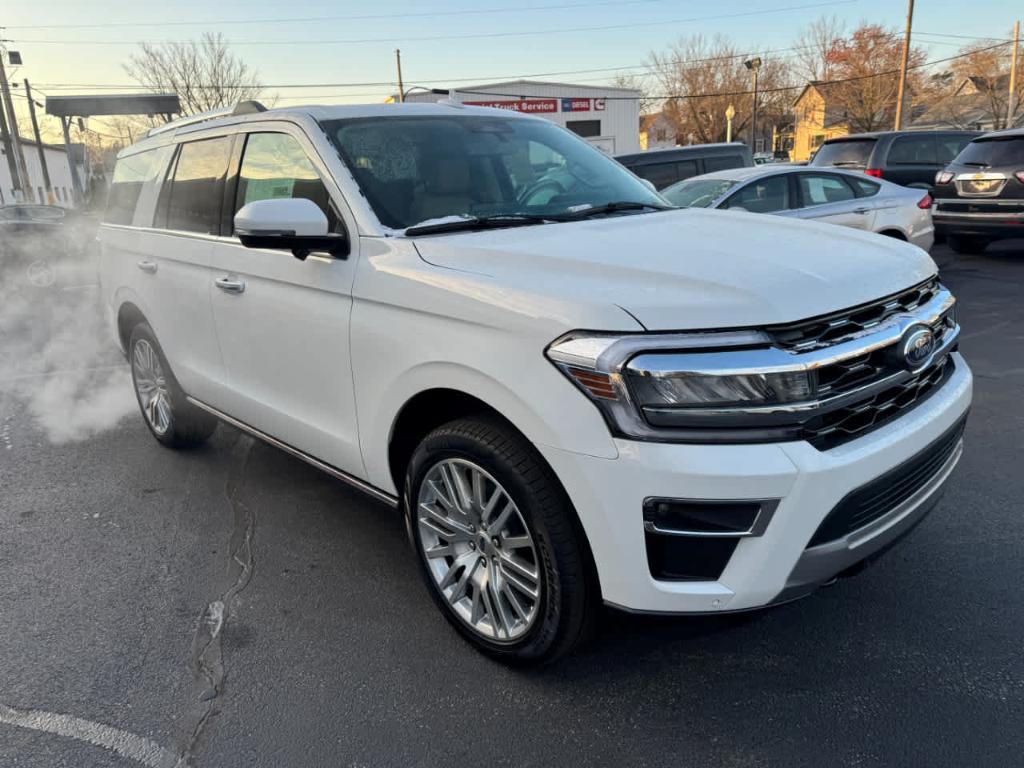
[1,241,1022,768]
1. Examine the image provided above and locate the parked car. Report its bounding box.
[931,127,1024,253]
[616,143,753,190]
[661,166,935,250]
[0,204,68,259]
[809,130,981,189]
[100,102,971,664]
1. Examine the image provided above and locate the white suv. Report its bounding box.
[100,101,972,663]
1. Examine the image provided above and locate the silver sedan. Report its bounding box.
[661,166,935,250]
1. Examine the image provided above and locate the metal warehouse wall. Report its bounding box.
[404,80,641,155]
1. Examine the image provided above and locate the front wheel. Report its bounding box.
[129,322,217,448]
[404,417,596,664]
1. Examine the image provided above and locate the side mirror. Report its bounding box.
[640,179,658,193]
[234,198,349,261]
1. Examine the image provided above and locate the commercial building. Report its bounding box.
[402,80,641,155]
[1,138,82,207]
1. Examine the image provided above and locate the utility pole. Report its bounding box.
[744,57,762,151]
[893,0,915,130]
[61,116,84,206]
[396,49,405,103]
[24,80,53,204]
[0,49,30,200]
[1008,20,1020,128]
[0,84,21,200]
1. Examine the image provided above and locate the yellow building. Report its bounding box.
[789,82,850,162]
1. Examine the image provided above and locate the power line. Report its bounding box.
[6,1,858,46]
[1,0,682,29]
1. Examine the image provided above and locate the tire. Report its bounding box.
[947,235,989,255]
[128,322,217,448]
[404,416,596,664]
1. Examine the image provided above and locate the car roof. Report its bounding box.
[677,165,893,184]
[117,101,543,157]
[616,143,750,162]
[972,126,1024,141]
[823,129,981,143]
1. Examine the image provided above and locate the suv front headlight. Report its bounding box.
[546,329,811,442]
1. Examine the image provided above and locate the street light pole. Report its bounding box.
[1008,20,1020,128]
[396,49,405,103]
[744,57,762,151]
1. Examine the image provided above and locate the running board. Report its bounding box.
[186,397,399,508]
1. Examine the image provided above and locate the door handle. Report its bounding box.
[137,260,158,274]
[853,207,871,214]
[214,276,246,294]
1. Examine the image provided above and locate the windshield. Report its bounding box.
[810,140,876,167]
[661,178,738,208]
[321,115,665,230]
[955,137,1024,167]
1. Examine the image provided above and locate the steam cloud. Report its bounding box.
[0,222,136,444]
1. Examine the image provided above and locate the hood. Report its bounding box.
[412,208,936,331]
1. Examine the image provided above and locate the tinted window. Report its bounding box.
[937,135,975,163]
[810,139,875,167]
[955,137,1024,167]
[886,135,936,165]
[162,137,232,234]
[662,178,737,208]
[105,148,169,225]
[724,175,791,213]
[235,133,339,231]
[566,120,601,138]
[798,173,856,206]
[704,154,745,173]
[629,160,698,190]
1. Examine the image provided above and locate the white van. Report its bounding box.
[100,101,972,663]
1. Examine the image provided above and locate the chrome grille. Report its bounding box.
[768,278,940,351]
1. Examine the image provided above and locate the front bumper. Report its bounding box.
[538,353,972,614]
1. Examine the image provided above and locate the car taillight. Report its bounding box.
[917,193,933,210]
[865,168,883,178]
[1015,171,1024,184]
[935,171,955,185]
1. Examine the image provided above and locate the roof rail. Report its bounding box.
[146,100,268,138]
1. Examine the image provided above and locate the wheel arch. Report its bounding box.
[116,301,149,355]
[878,228,908,241]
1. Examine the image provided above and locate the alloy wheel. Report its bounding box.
[132,339,172,436]
[416,458,542,641]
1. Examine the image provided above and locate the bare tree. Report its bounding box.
[611,72,660,116]
[124,32,264,116]
[935,37,1024,129]
[647,34,790,145]
[792,16,846,83]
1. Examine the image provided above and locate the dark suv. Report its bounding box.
[809,131,980,189]
[931,128,1024,253]
[616,143,754,190]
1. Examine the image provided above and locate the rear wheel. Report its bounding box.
[404,416,596,664]
[129,322,217,448]
[947,235,989,255]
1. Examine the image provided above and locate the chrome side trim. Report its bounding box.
[186,397,399,508]
[642,498,780,538]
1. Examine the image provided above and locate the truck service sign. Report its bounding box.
[464,99,558,113]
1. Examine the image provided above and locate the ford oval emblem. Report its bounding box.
[901,326,936,370]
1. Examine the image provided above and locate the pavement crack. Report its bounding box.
[175,435,256,767]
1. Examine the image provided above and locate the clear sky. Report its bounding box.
[1,0,1019,138]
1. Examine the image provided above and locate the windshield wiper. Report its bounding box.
[404,214,553,236]
[559,201,672,219]
[829,161,863,167]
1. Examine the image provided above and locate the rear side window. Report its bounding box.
[724,175,791,213]
[811,140,875,167]
[234,133,339,231]
[105,148,170,225]
[704,155,745,173]
[886,135,936,165]
[630,160,698,190]
[798,173,856,206]
[955,137,1024,166]
[850,177,881,197]
[159,137,232,234]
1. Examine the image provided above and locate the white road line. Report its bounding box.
[0,704,179,767]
